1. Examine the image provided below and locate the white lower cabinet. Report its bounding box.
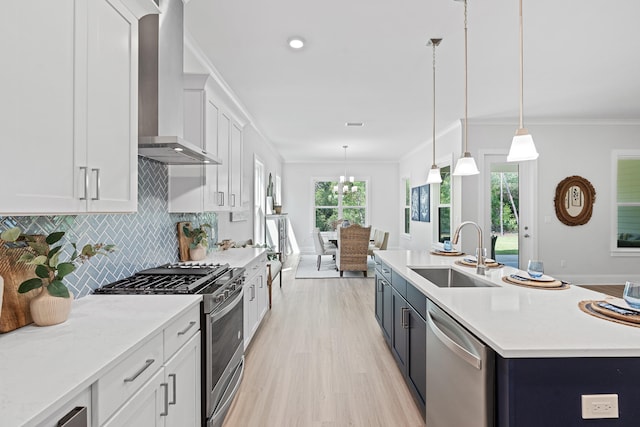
[243,253,268,349]
[100,305,201,427]
[35,387,92,427]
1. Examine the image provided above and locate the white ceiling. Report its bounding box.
[184,0,640,163]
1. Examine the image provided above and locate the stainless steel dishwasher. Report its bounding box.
[426,300,494,427]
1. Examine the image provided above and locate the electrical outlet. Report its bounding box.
[581,394,619,419]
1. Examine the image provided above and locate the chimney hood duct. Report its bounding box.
[138,0,221,165]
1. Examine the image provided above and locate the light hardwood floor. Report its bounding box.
[223,254,424,427]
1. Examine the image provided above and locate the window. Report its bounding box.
[314,179,367,231]
[403,178,411,234]
[614,152,640,252]
[437,166,451,242]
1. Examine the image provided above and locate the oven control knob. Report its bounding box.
[224,290,231,298]
[215,294,225,303]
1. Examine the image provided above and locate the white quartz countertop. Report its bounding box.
[0,294,202,427]
[376,250,640,358]
[190,247,266,267]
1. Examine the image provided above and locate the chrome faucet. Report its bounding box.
[452,221,486,275]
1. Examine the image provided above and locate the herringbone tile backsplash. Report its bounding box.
[0,157,217,298]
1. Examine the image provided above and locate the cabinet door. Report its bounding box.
[391,288,408,371]
[256,269,268,321]
[381,278,393,345]
[102,367,166,427]
[0,0,83,214]
[217,114,231,210]
[407,306,426,410]
[243,278,257,349]
[165,332,201,427]
[203,98,220,210]
[169,89,205,213]
[229,123,242,209]
[86,0,138,212]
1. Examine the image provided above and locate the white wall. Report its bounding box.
[398,123,462,251]
[461,120,640,283]
[284,162,399,253]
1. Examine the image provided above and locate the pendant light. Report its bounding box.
[507,0,539,162]
[426,38,443,185]
[452,0,479,176]
[333,145,358,193]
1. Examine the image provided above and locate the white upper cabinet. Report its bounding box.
[0,0,156,215]
[170,73,245,213]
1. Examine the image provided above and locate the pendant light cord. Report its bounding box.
[518,0,524,130]
[432,42,437,166]
[463,0,469,154]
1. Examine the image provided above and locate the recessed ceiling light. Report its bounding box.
[345,122,364,127]
[288,37,305,49]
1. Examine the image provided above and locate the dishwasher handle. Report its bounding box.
[427,310,482,370]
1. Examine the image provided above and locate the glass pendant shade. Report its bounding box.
[426,165,442,184]
[507,128,539,162]
[453,152,479,176]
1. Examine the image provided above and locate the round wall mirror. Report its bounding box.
[554,175,596,226]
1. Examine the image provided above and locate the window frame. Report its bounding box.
[436,164,452,244]
[611,150,640,256]
[312,177,369,232]
[402,176,411,237]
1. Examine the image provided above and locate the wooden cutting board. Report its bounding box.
[177,222,192,262]
[0,236,45,333]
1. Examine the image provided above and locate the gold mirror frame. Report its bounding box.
[554,175,596,226]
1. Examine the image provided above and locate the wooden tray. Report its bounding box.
[455,259,503,269]
[579,300,640,328]
[430,250,463,257]
[501,276,569,290]
[0,236,45,333]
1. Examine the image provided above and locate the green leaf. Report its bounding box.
[47,280,70,298]
[56,262,76,279]
[28,242,49,256]
[29,255,48,266]
[1,227,21,242]
[81,244,95,257]
[18,253,35,263]
[70,243,78,261]
[49,251,60,268]
[182,225,191,237]
[35,265,50,279]
[18,278,43,293]
[45,231,65,245]
[48,245,62,258]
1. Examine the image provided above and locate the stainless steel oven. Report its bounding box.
[94,262,246,427]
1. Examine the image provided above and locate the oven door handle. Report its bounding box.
[210,289,243,324]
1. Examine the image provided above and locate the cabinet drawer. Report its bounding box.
[98,332,163,425]
[164,304,200,361]
[245,253,267,280]
[391,271,407,298]
[379,261,392,282]
[406,282,426,320]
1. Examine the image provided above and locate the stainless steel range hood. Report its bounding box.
[138,0,221,165]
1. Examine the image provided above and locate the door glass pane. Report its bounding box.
[490,163,519,267]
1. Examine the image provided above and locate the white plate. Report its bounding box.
[604,297,640,314]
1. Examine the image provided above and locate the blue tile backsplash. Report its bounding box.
[0,157,217,298]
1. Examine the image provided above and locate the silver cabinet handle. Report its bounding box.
[79,166,89,200]
[123,359,154,383]
[218,191,225,206]
[160,382,169,416]
[231,193,236,207]
[382,268,390,274]
[177,321,196,336]
[251,284,255,301]
[401,307,409,329]
[91,168,100,200]
[427,310,481,369]
[168,373,177,405]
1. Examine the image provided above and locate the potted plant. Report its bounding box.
[182,223,211,261]
[0,227,115,326]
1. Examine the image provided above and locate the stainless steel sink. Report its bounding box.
[410,267,497,288]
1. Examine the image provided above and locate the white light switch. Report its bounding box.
[581,394,619,419]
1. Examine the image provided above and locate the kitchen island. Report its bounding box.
[375,250,640,427]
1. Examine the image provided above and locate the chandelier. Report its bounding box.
[334,145,358,193]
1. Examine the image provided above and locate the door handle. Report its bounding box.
[123,359,155,383]
[401,307,409,329]
[427,310,482,369]
[177,321,196,336]
[160,382,169,416]
[524,234,530,238]
[79,166,89,200]
[168,373,177,405]
[91,168,100,200]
